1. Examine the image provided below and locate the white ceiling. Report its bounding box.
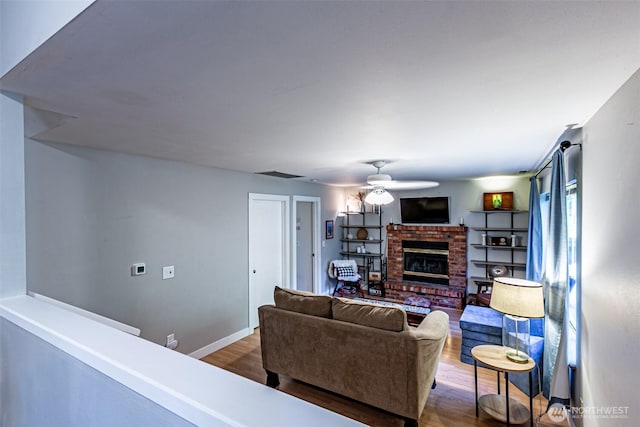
[2,0,639,186]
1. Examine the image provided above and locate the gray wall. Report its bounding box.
[295,201,313,292]
[1,318,194,427]
[0,92,26,298]
[25,140,343,354]
[373,177,531,228]
[577,69,639,426]
[345,176,531,295]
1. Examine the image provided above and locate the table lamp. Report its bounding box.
[489,277,544,363]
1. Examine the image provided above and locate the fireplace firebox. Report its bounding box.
[402,241,449,285]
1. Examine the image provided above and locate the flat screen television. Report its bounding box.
[400,197,450,224]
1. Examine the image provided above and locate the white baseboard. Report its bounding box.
[188,327,252,360]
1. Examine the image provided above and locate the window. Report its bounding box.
[539,180,578,367]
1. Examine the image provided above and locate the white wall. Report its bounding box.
[578,69,639,426]
[1,317,194,426]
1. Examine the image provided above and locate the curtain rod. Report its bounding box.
[533,140,582,178]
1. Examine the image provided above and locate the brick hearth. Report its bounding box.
[386,224,467,309]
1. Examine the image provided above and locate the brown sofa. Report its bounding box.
[258,287,449,427]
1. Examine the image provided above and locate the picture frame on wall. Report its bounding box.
[325,220,334,239]
[483,192,514,210]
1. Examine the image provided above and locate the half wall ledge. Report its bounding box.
[0,295,363,427]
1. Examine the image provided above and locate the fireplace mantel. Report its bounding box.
[386,224,467,309]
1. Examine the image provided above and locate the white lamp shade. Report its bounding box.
[489,277,544,318]
[364,188,394,205]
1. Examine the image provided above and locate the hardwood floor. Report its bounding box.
[200,308,548,426]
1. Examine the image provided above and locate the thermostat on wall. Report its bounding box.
[131,263,146,276]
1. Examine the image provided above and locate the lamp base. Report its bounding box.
[506,349,530,363]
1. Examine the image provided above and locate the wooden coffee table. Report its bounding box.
[472,344,535,427]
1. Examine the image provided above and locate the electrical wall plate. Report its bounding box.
[162,265,175,280]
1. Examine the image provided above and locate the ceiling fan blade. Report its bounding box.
[362,160,439,191]
[382,180,440,190]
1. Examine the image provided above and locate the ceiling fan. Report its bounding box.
[363,160,439,205]
[365,160,439,190]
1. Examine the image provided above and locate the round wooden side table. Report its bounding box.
[472,344,536,427]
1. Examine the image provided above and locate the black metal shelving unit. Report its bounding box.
[468,210,528,290]
[340,210,387,296]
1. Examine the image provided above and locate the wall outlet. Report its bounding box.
[166,333,178,350]
[162,265,175,280]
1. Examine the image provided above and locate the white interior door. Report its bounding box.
[248,194,290,329]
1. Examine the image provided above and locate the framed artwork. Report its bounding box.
[325,220,334,239]
[483,192,514,210]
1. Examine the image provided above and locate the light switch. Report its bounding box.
[162,265,175,280]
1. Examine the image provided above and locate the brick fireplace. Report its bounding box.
[386,224,467,309]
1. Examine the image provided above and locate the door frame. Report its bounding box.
[291,196,322,294]
[248,193,291,328]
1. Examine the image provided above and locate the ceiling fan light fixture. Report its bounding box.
[364,187,394,205]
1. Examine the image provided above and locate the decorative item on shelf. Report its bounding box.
[510,234,518,247]
[481,233,487,246]
[489,236,509,246]
[353,190,367,213]
[346,233,353,240]
[369,271,382,281]
[356,228,368,240]
[489,277,544,363]
[489,264,508,278]
[369,286,383,296]
[483,192,514,211]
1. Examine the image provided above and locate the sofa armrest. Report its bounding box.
[413,310,449,339]
[405,310,449,418]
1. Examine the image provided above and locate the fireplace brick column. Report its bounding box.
[386,225,467,309]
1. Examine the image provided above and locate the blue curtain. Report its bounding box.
[542,150,570,405]
[526,177,543,282]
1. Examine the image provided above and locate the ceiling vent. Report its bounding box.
[256,171,304,179]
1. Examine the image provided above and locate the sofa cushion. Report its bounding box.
[273,286,333,318]
[332,298,408,332]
